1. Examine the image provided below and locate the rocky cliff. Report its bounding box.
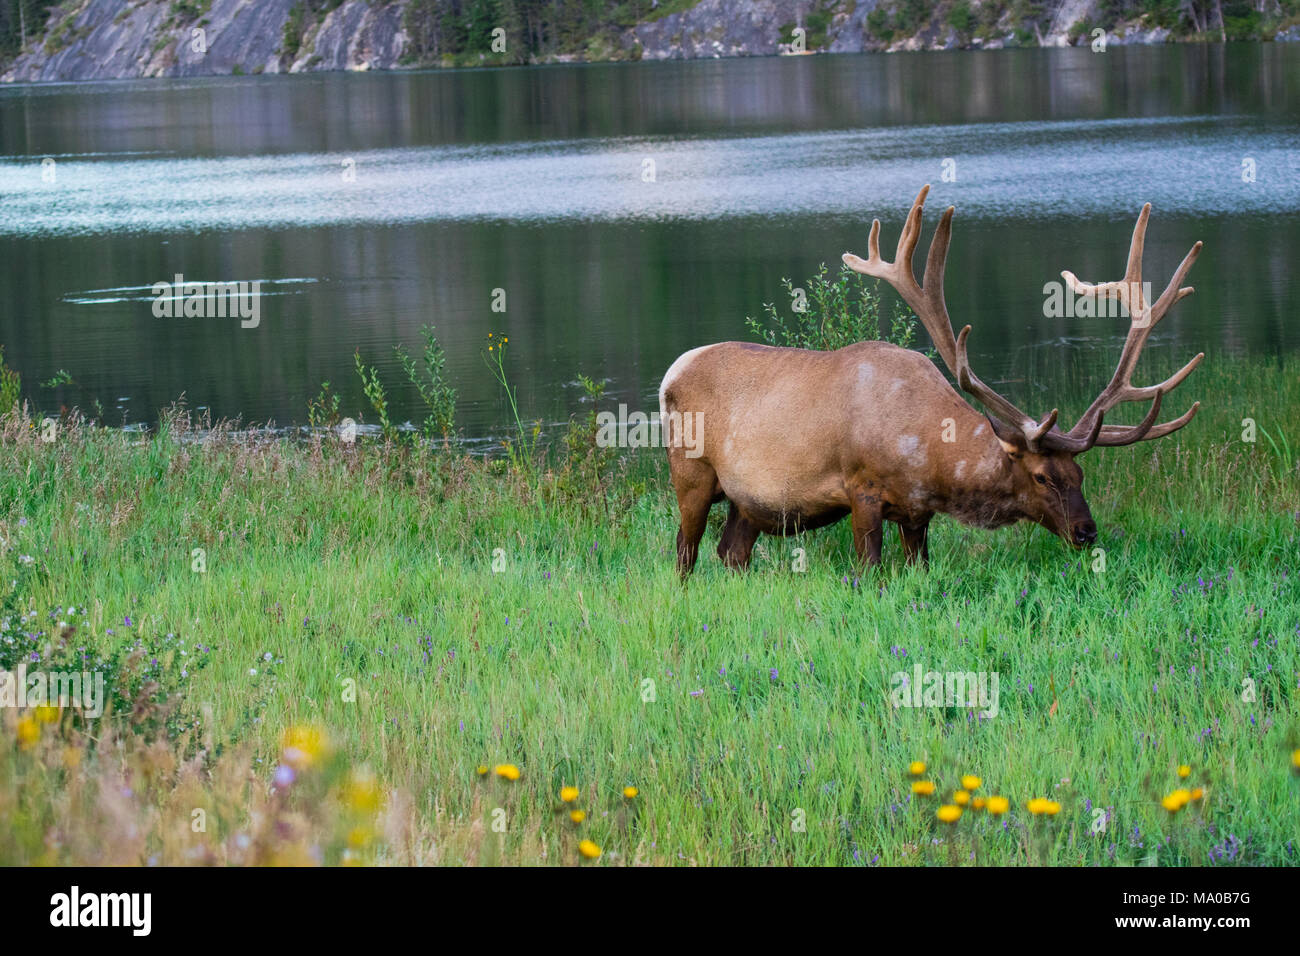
[3,0,1297,84]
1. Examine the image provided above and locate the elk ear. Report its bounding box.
[988,416,1026,458]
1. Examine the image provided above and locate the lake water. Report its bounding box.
[1,44,1298,439]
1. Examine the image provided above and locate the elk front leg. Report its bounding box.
[717,501,760,570]
[849,489,884,568]
[898,517,932,567]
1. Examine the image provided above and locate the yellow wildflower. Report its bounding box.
[1190,788,1204,802]
[345,769,381,812]
[1177,764,1191,778]
[1026,798,1051,815]
[936,804,962,823]
[954,789,971,806]
[494,763,521,781]
[476,765,489,776]
[623,786,638,799]
[1161,789,1192,813]
[578,839,601,859]
[281,725,327,770]
[908,761,926,776]
[570,810,586,823]
[34,704,59,724]
[560,785,579,803]
[16,715,39,750]
[961,775,981,791]
[986,796,1009,815]
[972,796,987,811]
[911,780,936,796]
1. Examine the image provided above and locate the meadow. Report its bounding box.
[1,351,1298,866]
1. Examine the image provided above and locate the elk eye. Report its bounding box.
[1034,474,1048,486]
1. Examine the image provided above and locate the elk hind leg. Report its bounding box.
[672,459,720,578]
[849,489,884,568]
[717,501,760,570]
[898,517,932,567]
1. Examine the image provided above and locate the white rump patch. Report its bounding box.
[658,343,719,420]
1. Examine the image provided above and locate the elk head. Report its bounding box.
[843,185,1204,548]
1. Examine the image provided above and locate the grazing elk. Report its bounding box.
[660,185,1204,576]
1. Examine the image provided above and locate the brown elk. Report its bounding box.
[660,185,1204,576]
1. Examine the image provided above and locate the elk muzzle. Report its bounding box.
[1065,490,1097,547]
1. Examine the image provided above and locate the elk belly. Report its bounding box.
[720,470,851,535]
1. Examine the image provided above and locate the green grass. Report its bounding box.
[1,357,1298,866]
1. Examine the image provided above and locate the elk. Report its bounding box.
[659,185,1204,576]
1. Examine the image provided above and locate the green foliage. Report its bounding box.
[0,345,19,415]
[746,262,920,353]
[892,0,933,35]
[307,380,341,430]
[353,349,396,443]
[39,369,72,389]
[394,324,457,442]
[169,0,212,23]
[556,372,618,509]
[946,0,974,36]
[1257,423,1295,478]
[281,2,306,59]
[482,332,539,471]
[1222,0,1262,39]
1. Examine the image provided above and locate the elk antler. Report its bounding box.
[843,187,1204,454]
[842,185,1068,452]
[1058,203,1204,448]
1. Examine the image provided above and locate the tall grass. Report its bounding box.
[0,358,1297,865]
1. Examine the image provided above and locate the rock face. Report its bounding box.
[288,1,408,73]
[0,0,1269,84]
[1,0,408,82]
[621,0,879,59]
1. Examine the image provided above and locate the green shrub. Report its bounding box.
[0,345,20,415]
[745,262,920,353]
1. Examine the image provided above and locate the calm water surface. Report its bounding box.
[1,45,1297,438]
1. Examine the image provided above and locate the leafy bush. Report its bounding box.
[745,262,921,353]
[354,349,396,442]
[0,346,19,415]
[947,0,975,37]
[394,324,457,442]
[307,380,341,430]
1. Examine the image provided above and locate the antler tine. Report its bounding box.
[1096,401,1199,445]
[845,186,1046,446]
[896,184,928,276]
[1059,204,1204,450]
[1114,351,1204,404]
[1088,388,1166,448]
[921,205,958,371]
[955,325,1051,441]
